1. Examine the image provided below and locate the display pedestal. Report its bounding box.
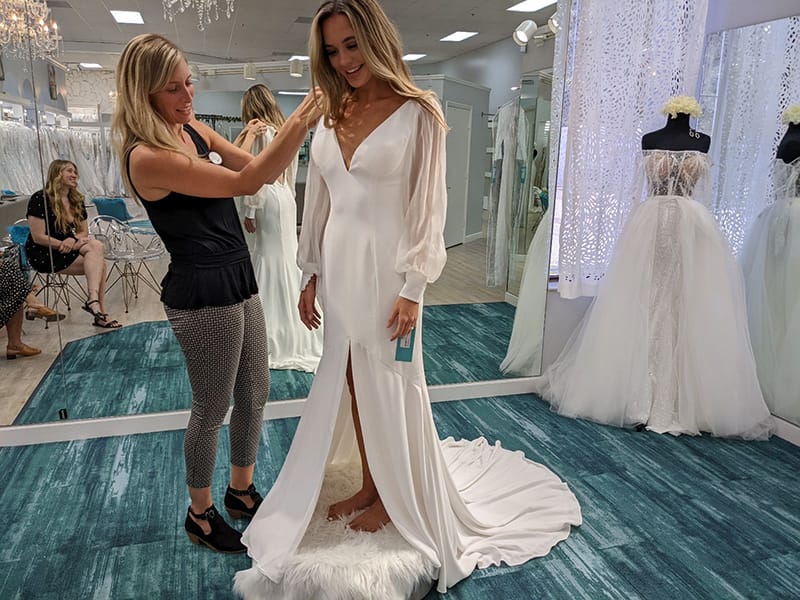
[234,463,436,600]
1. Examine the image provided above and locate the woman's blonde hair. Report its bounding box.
[44,160,85,234]
[241,84,286,130]
[112,33,194,196]
[309,0,447,130]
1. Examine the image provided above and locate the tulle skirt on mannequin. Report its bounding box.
[538,194,774,439]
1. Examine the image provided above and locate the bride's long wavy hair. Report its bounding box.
[309,0,447,130]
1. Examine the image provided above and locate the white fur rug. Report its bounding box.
[233,463,436,600]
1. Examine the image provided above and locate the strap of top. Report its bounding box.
[124,124,208,201]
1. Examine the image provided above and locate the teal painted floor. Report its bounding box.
[1,394,799,599]
[16,302,517,424]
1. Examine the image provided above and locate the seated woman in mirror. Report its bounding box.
[24,159,121,329]
[233,84,323,373]
[236,1,581,596]
[540,95,773,439]
[740,104,800,420]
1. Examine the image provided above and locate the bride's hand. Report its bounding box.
[387,296,418,341]
[298,275,321,330]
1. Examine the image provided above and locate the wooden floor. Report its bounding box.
[1,224,505,425]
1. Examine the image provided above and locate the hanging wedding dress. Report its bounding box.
[740,157,800,421]
[236,127,322,372]
[236,100,581,598]
[539,150,774,439]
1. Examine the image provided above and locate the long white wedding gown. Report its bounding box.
[740,157,800,422]
[236,127,323,372]
[236,100,581,596]
[540,150,774,439]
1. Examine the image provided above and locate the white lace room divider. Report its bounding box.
[699,16,800,253]
[554,0,709,298]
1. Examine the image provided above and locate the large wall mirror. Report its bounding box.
[1,1,563,432]
[697,14,800,429]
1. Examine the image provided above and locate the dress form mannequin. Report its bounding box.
[642,112,711,152]
[776,122,800,163]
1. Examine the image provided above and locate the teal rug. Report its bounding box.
[0,395,798,599]
[16,302,517,424]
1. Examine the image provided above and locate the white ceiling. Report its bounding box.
[48,0,557,70]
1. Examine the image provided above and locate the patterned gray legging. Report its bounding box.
[165,295,270,488]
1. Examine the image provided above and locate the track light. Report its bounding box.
[513,20,538,46]
[547,12,559,34]
[289,58,303,78]
[243,63,257,80]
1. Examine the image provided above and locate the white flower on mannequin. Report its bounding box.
[660,95,702,118]
[782,104,800,125]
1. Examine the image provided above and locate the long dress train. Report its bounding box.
[539,150,774,439]
[235,100,581,597]
[236,127,322,372]
[740,157,800,422]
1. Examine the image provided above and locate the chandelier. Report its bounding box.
[162,0,235,32]
[0,0,62,60]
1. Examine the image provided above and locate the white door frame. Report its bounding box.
[445,100,472,246]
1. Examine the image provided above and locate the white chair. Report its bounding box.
[89,215,165,313]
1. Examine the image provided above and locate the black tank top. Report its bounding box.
[127,124,257,309]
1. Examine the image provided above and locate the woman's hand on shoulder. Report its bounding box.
[387,296,419,341]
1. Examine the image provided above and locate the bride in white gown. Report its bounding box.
[235,1,581,597]
[540,140,774,439]
[234,85,323,372]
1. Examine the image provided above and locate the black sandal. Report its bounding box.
[224,483,264,519]
[184,505,246,554]
[82,300,123,329]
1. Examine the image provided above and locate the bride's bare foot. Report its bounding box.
[327,488,378,521]
[348,498,391,532]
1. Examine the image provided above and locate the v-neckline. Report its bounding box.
[333,99,413,173]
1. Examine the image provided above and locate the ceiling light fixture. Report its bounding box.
[79,63,104,70]
[440,31,478,42]
[278,91,309,96]
[243,62,257,80]
[289,55,309,61]
[512,20,538,46]
[289,58,304,78]
[506,0,556,12]
[547,12,559,33]
[403,53,427,61]
[110,10,144,24]
[162,0,235,32]
[0,0,62,59]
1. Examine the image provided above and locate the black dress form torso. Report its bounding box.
[776,123,800,163]
[642,113,711,153]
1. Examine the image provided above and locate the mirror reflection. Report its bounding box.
[2,1,560,426]
[698,15,800,428]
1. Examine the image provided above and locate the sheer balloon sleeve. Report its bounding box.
[396,104,448,303]
[240,128,276,219]
[297,134,330,291]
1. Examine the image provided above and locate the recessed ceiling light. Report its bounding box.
[110,10,144,24]
[79,63,103,69]
[403,54,427,61]
[440,31,478,42]
[506,0,556,12]
[289,55,310,61]
[278,91,309,96]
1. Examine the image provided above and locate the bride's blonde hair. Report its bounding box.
[309,0,447,130]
